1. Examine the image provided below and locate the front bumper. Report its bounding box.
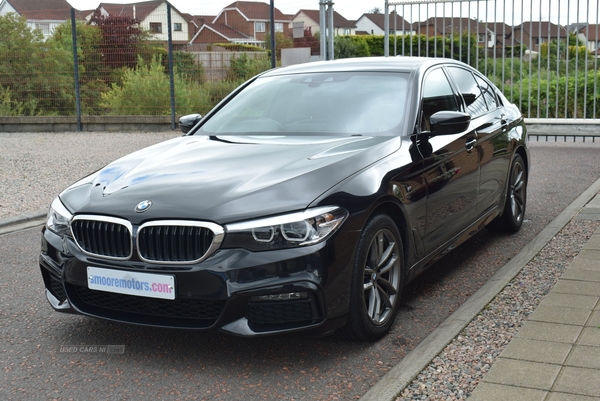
[39,226,358,337]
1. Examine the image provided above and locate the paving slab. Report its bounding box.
[515,321,583,343]
[552,280,600,297]
[480,358,561,390]
[578,327,600,346]
[553,366,600,397]
[561,269,600,282]
[546,393,600,401]
[499,338,572,364]
[565,345,600,369]
[528,305,592,326]
[542,293,599,310]
[468,382,547,401]
[588,311,600,327]
[569,250,600,270]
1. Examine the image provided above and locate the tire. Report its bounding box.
[336,214,404,341]
[488,154,527,233]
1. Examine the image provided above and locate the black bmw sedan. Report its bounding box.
[40,57,528,341]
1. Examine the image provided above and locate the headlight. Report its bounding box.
[223,206,348,251]
[46,197,73,236]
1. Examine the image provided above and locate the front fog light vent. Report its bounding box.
[252,292,308,302]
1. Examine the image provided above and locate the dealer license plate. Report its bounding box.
[87,266,175,300]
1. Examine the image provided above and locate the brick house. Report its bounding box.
[512,21,568,52]
[190,1,291,46]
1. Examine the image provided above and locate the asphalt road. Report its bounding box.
[1,140,600,400]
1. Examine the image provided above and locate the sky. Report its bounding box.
[64,0,600,25]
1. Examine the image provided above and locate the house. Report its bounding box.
[416,17,494,47]
[189,1,291,46]
[291,9,355,36]
[355,11,414,36]
[94,1,191,48]
[512,21,568,51]
[574,24,600,54]
[0,0,73,39]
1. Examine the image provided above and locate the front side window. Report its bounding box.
[420,68,459,132]
[150,22,162,34]
[275,22,283,32]
[255,22,266,33]
[173,23,182,32]
[200,72,409,136]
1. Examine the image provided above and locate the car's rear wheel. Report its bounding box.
[488,153,527,233]
[337,214,404,341]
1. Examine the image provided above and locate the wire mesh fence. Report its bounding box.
[0,0,599,122]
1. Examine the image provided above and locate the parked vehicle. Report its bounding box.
[40,57,528,341]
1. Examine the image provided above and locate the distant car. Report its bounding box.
[40,57,528,341]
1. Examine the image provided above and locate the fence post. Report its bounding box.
[70,8,82,131]
[167,3,175,130]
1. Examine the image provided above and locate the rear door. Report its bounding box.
[447,67,511,215]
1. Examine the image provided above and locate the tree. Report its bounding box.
[0,14,75,115]
[369,7,382,14]
[88,9,152,70]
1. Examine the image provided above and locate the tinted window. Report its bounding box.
[201,72,409,135]
[448,67,488,118]
[475,75,499,110]
[420,68,458,132]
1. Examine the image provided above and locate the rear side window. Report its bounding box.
[447,67,488,118]
[475,74,499,110]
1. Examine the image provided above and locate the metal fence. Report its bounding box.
[385,0,600,123]
[0,0,599,131]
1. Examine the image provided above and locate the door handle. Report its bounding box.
[465,137,477,151]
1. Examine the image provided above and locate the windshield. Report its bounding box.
[200,72,409,136]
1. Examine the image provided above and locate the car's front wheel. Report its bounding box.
[337,214,404,341]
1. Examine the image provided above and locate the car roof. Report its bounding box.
[261,56,469,76]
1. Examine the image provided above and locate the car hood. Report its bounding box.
[60,134,401,224]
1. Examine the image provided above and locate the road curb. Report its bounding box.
[360,176,600,401]
[0,209,47,230]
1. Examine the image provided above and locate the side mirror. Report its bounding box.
[179,114,202,134]
[429,111,471,136]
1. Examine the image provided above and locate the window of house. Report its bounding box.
[275,22,283,32]
[35,23,50,36]
[478,33,485,43]
[255,22,266,33]
[343,28,351,35]
[173,23,182,32]
[150,23,162,34]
